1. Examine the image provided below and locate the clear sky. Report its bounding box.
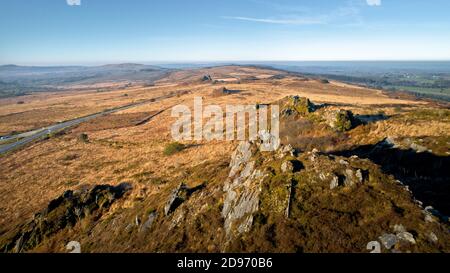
[1,0,450,65]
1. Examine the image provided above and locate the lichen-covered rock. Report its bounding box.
[379,233,398,249]
[277,144,295,159]
[330,175,340,190]
[281,96,316,117]
[281,161,294,173]
[141,211,158,232]
[325,109,359,132]
[228,141,254,178]
[427,232,439,243]
[222,141,267,238]
[397,231,416,245]
[343,168,361,187]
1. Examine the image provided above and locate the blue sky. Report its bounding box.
[1,0,450,65]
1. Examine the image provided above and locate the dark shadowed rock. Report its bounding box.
[164,182,205,216]
[164,183,188,216]
[1,183,131,253]
[202,74,212,81]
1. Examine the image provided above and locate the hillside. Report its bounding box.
[0,66,448,253]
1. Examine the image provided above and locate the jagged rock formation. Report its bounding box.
[0,183,132,253]
[164,183,189,216]
[219,133,450,252]
[222,139,299,239]
[164,182,205,217]
[222,141,267,237]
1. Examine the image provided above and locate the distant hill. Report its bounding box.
[0,64,171,97]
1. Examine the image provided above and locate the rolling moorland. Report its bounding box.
[263,61,450,101]
[0,65,449,253]
[0,63,170,98]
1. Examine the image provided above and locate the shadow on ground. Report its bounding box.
[355,114,390,124]
[332,140,450,216]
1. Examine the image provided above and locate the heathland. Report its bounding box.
[0,65,448,253]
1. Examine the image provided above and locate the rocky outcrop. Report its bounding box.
[222,141,267,238]
[164,183,189,216]
[277,144,295,158]
[222,139,299,239]
[281,161,294,173]
[141,211,158,232]
[375,224,419,252]
[164,182,205,216]
[324,109,359,132]
[1,183,131,253]
[281,96,316,117]
[384,137,431,153]
[202,74,212,81]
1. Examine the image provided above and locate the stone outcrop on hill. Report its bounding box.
[1,183,131,253]
[2,95,449,253]
[222,141,267,238]
[218,129,450,252]
[281,96,316,117]
[202,74,212,82]
[324,109,359,132]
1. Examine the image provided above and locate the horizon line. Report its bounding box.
[2,59,450,67]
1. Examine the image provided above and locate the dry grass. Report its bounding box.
[0,65,448,251]
[0,84,179,135]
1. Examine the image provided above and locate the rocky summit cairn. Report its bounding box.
[281,96,316,117]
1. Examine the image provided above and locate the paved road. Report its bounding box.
[0,94,174,155]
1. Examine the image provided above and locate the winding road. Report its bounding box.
[0,93,174,155]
